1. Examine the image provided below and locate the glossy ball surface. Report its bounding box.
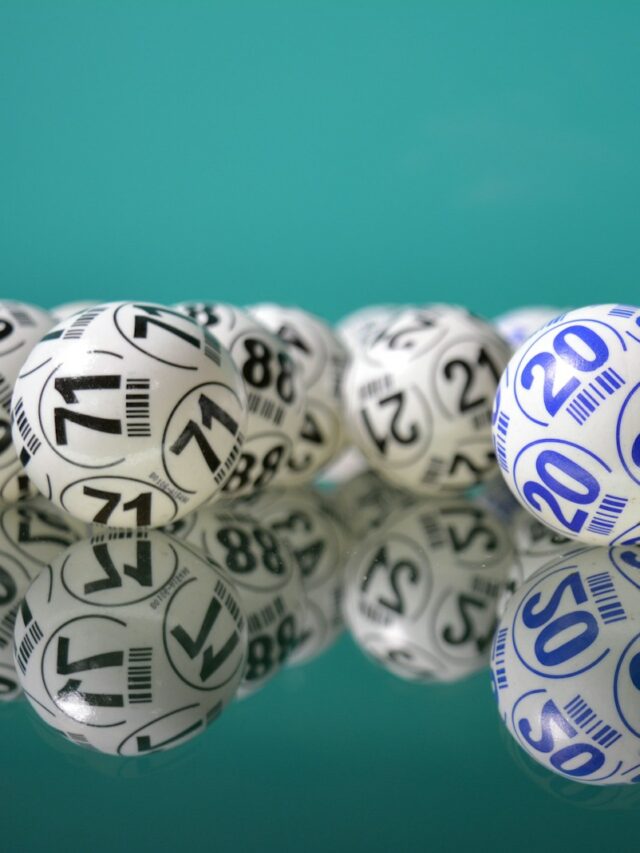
[0,301,55,502]
[174,303,304,497]
[492,303,640,546]
[492,545,640,785]
[172,502,305,695]
[242,487,349,666]
[336,304,399,354]
[0,498,85,701]
[494,306,562,351]
[10,302,247,527]
[51,301,100,323]
[13,529,247,755]
[343,305,510,495]
[250,305,348,485]
[343,496,513,682]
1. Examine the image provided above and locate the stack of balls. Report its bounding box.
[3,297,640,784]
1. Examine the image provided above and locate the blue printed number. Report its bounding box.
[522,449,600,534]
[522,571,599,666]
[518,699,605,777]
[520,325,608,417]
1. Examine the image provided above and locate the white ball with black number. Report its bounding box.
[491,545,640,785]
[10,302,248,528]
[171,503,305,695]
[343,496,513,683]
[0,498,85,701]
[336,304,400,354]
[240,487,350,666]
[250,305,348,485]
[323,305,400,485]
[335,470,414,537]
[0,301,56,502]
[174,303,304,497]
[343,305,510,495]
[51,301,100,323]
[494,306,562,351]
[492,303,640,546]
[13,529,247,755]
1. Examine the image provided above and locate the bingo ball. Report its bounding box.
[0,301,56,502]
[171,504,305,694]
[336,470,413,537]
[343,305,510,495]
[324,305,399,485]
[343,496,513,682]
[497,507,575,618]
[241,487,349,666]
[492,545,640,785]
[318,446,368,485]
[494,306,563,351]
[174,303,304,496]
[0,498,85,701]
[10,302,248,527]
[13,528,247,754]
[336,305,399,354]
[492,303,640,546]
[51,301,99,323]
[250,305,348,485]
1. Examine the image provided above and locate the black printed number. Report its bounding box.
[83,486,152,526]
[53,375,122,445]
[361,391,418,454]
[360,545,419,614]
[443,347,501,413]
[170,393,239,473]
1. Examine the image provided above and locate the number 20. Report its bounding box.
[520,325,608,417]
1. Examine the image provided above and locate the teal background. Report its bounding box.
[2,2,640,851]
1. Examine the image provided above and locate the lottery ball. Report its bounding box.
[492,545,640,785]
[326,305,400,485]
[343,305,510,495]
[336,305,399,354]
[476,474,519,524]
[13,528,247,755]
[0,301,56,502]
[250,305,348,485]
[497,507,575,618]
[494,306,563,351]
[343,495,513,682]
[240,486,350,666]
[492,303,640,546]
[170,503,305,694]
[51,301,99,323]
[174,302,304,497]
[0,498,85,701]
[10,302,248,527]
[318,446,368,485]
[335,470,413,537]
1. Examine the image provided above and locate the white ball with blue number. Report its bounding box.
[10,302,248,527]
[492,545,640,785]
[249,305,348,485]
[13,529,247,755]
[342,305,510,495]
[174,302,304,497]
[494,306,563,351]
[492,303,640,546]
